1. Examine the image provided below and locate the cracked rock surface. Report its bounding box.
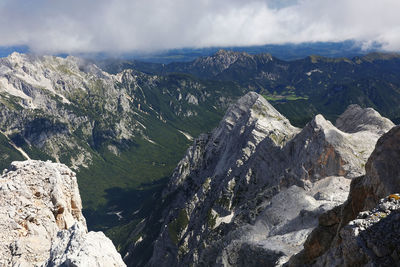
[289,125,400,266]
[126,92,394,266]
[314,194,400,266]
[0,160,125,267]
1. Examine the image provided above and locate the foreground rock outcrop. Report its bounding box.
[0,160,125,266]
[48,223,126,267]
[289,125,400,266]
[316,194,400,266]
[125,92,394,266]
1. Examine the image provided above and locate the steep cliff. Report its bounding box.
[125,92,394,266]
[0,52,245,230]
[315,194,400,266]
[0,160,125,266]
[289,125,400,266]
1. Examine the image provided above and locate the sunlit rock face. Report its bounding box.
[0,160,125,267]
[125,92,394,266]
[289,125,400,267]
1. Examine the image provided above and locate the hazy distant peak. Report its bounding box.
[359,52,400,62]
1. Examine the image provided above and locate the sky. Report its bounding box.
[0,0,399,55]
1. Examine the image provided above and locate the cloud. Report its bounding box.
[0,0,399,54]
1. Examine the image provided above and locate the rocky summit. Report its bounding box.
[0,160,125,266]
[125,92,394,266]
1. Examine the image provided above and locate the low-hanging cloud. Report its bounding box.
[0,0,399,54]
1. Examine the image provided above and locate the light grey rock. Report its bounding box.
[0,160,85,266]
[336,104,394,135]
[283,115,362,182]
[0,52,240,170]
[0,160,125,267]
[192,50,243,75]
[126,92,393,267]
[313,194,400,267]
[186,93,199,105]
[0,52,125,169]
[289,125,400,267]
[164,91,299,195]
[47,223,126,267]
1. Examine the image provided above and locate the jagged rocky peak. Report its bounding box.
[127,92,394,267]
[194,50,273,73]
[336,104,394,134]
[165,91,299,193]
[212,49,273,61]
[5,51,100,75]
[289,125,400,266]
[0,160,125,267]
[214,49,248,59]
[0,51,111,109]
[0,52,140,168]
[193,49,243,72]
[214,91,297,145]
[284,110,393,182]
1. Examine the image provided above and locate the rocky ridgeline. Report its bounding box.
[166,49,275,79]
[289,125,400,266]
[0,160,125,266]
[0,52,136,168]
[0,52,235,169]
[125,92,394,266]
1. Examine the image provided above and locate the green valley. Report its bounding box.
[1,51,400,256]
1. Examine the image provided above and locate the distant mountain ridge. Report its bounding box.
[0,52,245,234]
[91,40,380,63]
[99,50,400,126]
[1,50,399,261]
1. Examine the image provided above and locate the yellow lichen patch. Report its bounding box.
[389,194,400,201]
[18,220,29,237]
[374,212,387,219]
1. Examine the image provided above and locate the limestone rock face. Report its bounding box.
[359,125,400,210]
[315,194,400,266]
[47,223,126,267]
[281,111,385,183]
[163,91,299,196]
[125,92,393,266]
[0,52,241,171]
[289,125,400,266]
[0,160,125,267]
[191,50,246,76]
[335,104,394,135]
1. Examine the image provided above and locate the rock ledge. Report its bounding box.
[0,160,125,266]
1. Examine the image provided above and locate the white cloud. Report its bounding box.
[0,0,399,54]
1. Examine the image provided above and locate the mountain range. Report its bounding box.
[0,52,246,232]
[101,50,400,126]
[124,92,395,266]
[90,40,379,63]
[0,51,399,266]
